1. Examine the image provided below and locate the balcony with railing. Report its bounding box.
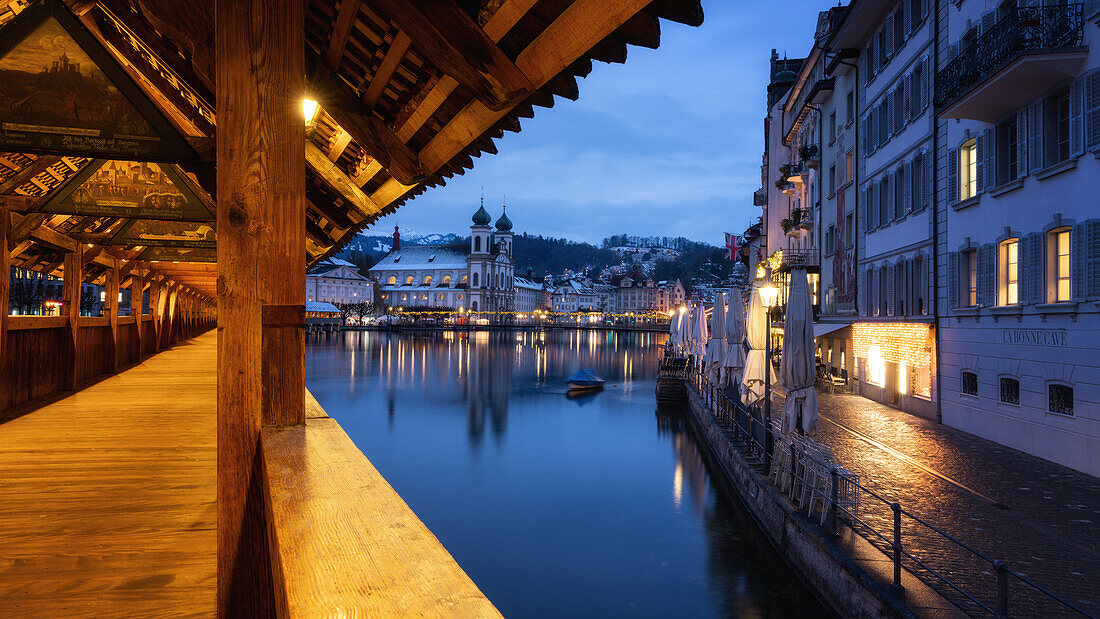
[936,4,1086,122]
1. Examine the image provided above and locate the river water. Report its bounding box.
[305,329,824,618]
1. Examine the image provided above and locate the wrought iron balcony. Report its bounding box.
[936,4,1086,121]
[779,248,819,272]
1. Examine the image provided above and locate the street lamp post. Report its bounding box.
[759,279,779,476]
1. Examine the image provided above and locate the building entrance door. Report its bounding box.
[888,361,900,406]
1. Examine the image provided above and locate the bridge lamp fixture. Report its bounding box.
[759,282,779,309]
[302,99,320,126]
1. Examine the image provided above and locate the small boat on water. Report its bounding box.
[566,368,605,391]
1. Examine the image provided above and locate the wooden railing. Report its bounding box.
[1,311,215,420]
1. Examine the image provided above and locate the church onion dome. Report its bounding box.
[472,204,491,226]
[495,209,512,232]
[774,69,797,84]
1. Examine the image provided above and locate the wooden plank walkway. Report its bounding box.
[0,331,500,617]
[0,333,217,618]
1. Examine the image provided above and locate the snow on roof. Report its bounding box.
[307,301,340,313]
[514,276,543,290]
[368,245,467,271]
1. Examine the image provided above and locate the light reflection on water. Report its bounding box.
[306,329,825,618]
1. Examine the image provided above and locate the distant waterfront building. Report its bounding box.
[552,280,598,312]
[514,276,551,313]
[369,202,516,312]
[306,257,373,305]
[657,279,686,312]
[611,270,658,313]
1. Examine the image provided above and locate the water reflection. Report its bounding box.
[306,329,824,618]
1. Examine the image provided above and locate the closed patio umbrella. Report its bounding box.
[690,305,707,360]
[675,307,689,355]
[780,268,818,435]
[704,293,726,383]
[723,288,746,387]
[741,281,776,407]
[668,307,681,353]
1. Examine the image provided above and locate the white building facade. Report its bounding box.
[514,276,551,312]
[306,258,374,305]
[368,204,516,312]
[935,0,1100,475]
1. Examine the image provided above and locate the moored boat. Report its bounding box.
[566,368,605,390]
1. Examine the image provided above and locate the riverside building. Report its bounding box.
[755,0,1100,476]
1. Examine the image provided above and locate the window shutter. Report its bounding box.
[976,133,986,194]
[1088,220,1100,297]
[905,160,914,213]
[983,128,996,190]
[1085,69,1100,151]
[896,167,906,220]
[885,16,895,57]
[923,150,932,209]
[880,177,890,224]
[870,108,878,150]
[903,74,912,124]
[1016,109,1029,178]
[1070,74,1084,156]
[980,11,994,35]
[903,3,912,35]
[948,252,959,309]
[1073,222,1088,299]
[947,147,959,204]
[1030,100,1044,173]
[1024,231,1043,304]
[887,265,895,315]
[978,244,995,306]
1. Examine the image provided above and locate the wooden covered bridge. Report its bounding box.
[0,0,701,615]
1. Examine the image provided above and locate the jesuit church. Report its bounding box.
[369,202,516,312]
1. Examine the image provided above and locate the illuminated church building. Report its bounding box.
[369,202,516,312]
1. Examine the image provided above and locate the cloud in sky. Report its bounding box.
[378,1,833,247]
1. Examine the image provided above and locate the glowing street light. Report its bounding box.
[302,99,320,125]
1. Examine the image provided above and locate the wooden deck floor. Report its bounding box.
[0,333,217,618]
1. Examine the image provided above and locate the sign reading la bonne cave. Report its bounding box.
[1001,329,1067,347]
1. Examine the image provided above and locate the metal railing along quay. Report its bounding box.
[663,356,1094,618]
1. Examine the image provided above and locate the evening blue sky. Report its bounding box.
[379,1,836,247]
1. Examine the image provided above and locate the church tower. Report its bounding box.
[467,199,493,312]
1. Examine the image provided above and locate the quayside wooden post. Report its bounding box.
[62,244,82,389]
[217,0,305,614]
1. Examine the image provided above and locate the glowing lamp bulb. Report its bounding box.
[759,283,779,309]
[302,99,319,124]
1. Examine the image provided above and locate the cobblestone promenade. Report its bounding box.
[807,393,1100,617]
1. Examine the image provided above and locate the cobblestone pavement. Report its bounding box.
[800,392,1100,617]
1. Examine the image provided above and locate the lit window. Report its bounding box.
[999,239,1018,305]
[867,345,886,387]
[387,276,396,285]
[962,371,978,396]
[960,138,977,200]
[999,377,1020,405]
[1048,384,1073,416]
[424,275,433,285]
[442,275,452,286]
[405,276,414,285]
[1052,229,1071,302]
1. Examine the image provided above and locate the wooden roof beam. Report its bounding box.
[370,0,532,111]
[10,213,78,253]
[307,54,425,186]
[305,142,379,222]
[0,157,61,195]
[361,30,412,108]
[324,0,362,67]
[374,0,658,208]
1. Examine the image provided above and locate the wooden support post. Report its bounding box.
[62,244,82,389]
[149,278,161,353]
[106,260,119,372]
[217,0,303,614]
[132,268,144,358]
[0,208,9,407]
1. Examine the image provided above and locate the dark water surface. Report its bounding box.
[305,329,825,618]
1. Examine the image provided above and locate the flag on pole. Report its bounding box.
[724,233,744,262]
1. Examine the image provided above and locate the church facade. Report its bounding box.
[369,203,516,313]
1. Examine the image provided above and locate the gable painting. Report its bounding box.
[0,8,193,159]
[109,219,215,248]
[44,159,213,220]
[138,247,216,263]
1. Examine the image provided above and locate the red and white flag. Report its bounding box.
[724,233,743,262]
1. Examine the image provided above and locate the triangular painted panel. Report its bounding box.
[108,219,215,248]
[0,0,197,160]
[138,246,216,263]
[41,159,213,221]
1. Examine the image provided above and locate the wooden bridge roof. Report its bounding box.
[0,0,702,299]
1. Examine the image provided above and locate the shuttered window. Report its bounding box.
[960,139,977,200]
[996,115,1019,185]
[1053,228,1071,302]
[967,250,978,306]
[947,147,959,204]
